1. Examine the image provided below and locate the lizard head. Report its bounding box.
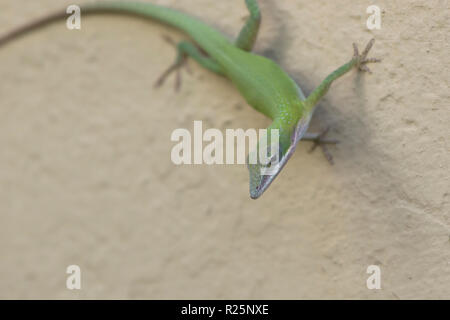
[247,113,312,199]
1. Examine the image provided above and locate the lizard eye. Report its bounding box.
[263,154,277,168]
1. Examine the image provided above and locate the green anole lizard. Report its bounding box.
[0,0,381,199]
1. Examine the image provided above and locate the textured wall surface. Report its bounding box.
[0,0,448,299]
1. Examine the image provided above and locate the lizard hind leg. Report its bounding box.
[235,0,262,52]
[154,36,192,91]
[154,36,224,91]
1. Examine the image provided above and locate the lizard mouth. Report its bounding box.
[248,112,313,199]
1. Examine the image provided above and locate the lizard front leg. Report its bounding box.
[302,39,381,164]
[302,128,339,165]
[305,39,381,110]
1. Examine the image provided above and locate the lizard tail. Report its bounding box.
[0,1,218,48]
[0,10,68,47]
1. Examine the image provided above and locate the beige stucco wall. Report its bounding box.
[0,0,448,299]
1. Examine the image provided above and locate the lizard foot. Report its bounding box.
[154,35,192,91]
[303,127,339,165]
[352,39,382,73]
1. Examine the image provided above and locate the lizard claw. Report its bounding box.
[352,39,382,73]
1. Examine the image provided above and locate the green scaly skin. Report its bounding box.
[0,0,380,199]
